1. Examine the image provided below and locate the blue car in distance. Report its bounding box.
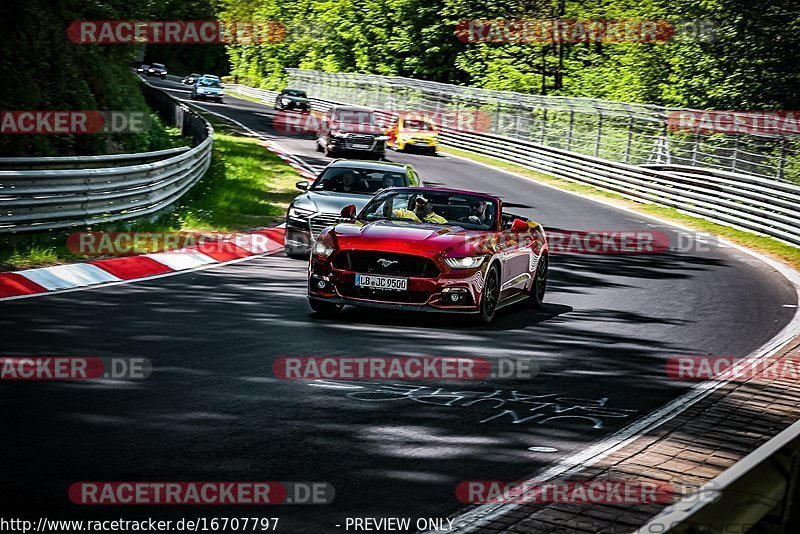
[191,75,224,103]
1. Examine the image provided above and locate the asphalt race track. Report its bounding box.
[0,76,797,532]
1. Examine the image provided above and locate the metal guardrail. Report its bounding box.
[227,82,800,248]
[635,417,800,533]
[0,82,213,234]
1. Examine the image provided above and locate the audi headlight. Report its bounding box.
[281,98,291,105]
[330,131,348,138]
[375,135,389,141]
[444,256,487,269]
[288,206,314,220]
[197,88,205,94]
[313,240,335,258]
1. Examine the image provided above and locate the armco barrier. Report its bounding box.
[635,417,800,533]
[226,81,800,248]
[0,82,213,234]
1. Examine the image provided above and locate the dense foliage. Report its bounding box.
[0,0,195,156]
[3,0,797,157]
[219,0,800,110]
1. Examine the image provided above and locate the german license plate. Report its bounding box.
[352,144,371,149]
[355,274,408,291]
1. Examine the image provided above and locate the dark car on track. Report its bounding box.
[146,63,168,79]
[315,106,388,159]
[136,64,149,74]
[307,187,549,324]
[284,160,422,258]
[182,73,201,85]
[275,88,310,112]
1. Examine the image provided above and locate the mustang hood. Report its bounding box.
[330,220,490,256]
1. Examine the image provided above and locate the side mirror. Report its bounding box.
[340,204,357,219]
[510,218,528,232]
[295,180,309,191]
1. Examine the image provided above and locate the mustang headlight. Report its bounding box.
[444,256,487,269]
[313,239,335,258]
[288,206,314,220]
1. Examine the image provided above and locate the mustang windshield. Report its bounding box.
[361,190,497,230]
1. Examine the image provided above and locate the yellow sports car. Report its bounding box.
[388,114,439,155]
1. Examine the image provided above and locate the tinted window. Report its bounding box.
[311,167,409,194]
[333,109,378,126]
[403,119,434,131]
[282,89,307,98]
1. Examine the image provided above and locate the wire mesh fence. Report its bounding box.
[285,69,799,184]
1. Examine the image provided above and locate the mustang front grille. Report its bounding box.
[332,251,439,278]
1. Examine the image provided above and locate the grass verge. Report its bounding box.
[441,146,800,271]
[0,115,301,271]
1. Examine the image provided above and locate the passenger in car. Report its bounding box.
[339,172,368,193]
[413,196,447,224]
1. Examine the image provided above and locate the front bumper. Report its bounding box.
[308,254,485,313]
[279,102,310,111]
[308,294,479,314]
[328,136,386,155]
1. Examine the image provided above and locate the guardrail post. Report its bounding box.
[595,115,603,157]
[781,451,800,534]
[540,109,548,144]
[778,137,787,182]
[624,117,634,163]
[692,135,700,165]
[566,110,574,151]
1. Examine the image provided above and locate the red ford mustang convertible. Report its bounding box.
[307,187,549,323]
